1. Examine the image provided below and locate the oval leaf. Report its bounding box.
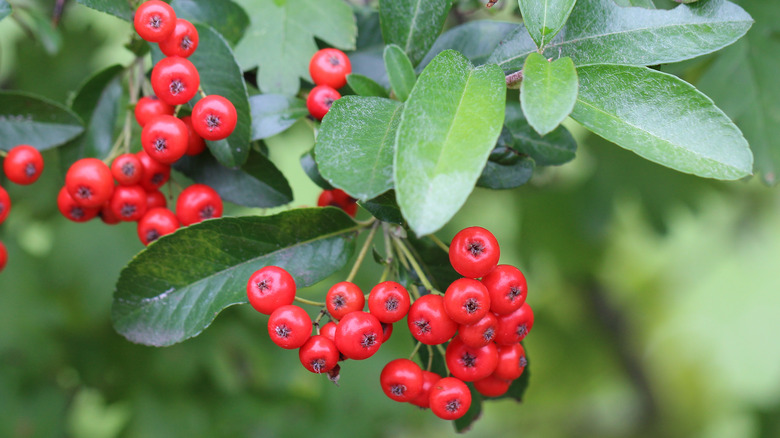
[249,94,308,140]
[75,0,133,21]
[518,0,577,48]
[346,74,389,98]
[520,54,578,136]
[379,0,452,66]
[505,101,577,166]
[300,149,334,190]
[420,20,519,69]
[170,0,250,46]
[383,44,416,102]
[394,50,506,236]
[0,91,84,152]
[571,64,752,180]
[112,209,360,346]
[359,191,404,225]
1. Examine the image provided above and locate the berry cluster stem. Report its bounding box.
[345,219,379,283]
[505,70,524,88]
[294,296,325,307]
[393,236,436,295]
[428,234,450,254]
[408,341,423,360]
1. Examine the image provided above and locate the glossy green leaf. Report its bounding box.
[112,208,360,346]
[520,54,578,136]
[478,158,534,190]
[233,0,356,96]
[490,0,753,71]
[505,101,577,166]
[383,45,416,102]
[346,74,389,98]
[171,0,250,46]
[300,149,334,190]
[75,0,133,21]
[518,0,577,48]
[249,94,307,140]
[379,0,452,66]
[174,150,292,208]
[571,64,752,180]
[315,96,403,201]
[613,0,655,8]
[0,1,10,21]
[420,20,519,69]
[404,235,461,292]
[0,91,84,152]
[395,50,506,236]
[359,191,404,225]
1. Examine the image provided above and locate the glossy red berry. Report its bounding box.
[246,265,296,315]
[309,48,351,89]
[0,240,6,273]
[449,226,500,279]
[151,56,200,106]
[495,302,534,346]
[141,115,189,164]
[443,278,491,325]
[409,371,441,408]
[334,311,383,360]
[380,322,393,343]
[480,264,527,315]
[380,358,423,402]
[145,189,167,210]
[298,335,340,374]
[65,158,114,208]
[445,336,498,382]
[473,375,511,398]
[158,18,199,58]
[407,294,458,345]
[109,185,147,222]
[368,281,411,323]
[326,281,365,320]
[176,183,222,226]
[268,305,312,350]
[3,145,43,185]
[111,153,144,186]
[320,321,338,342]
[191,95,238,141]
[458,312,498,348]
[317,188,357,217]
[133,0,176,43]
[180,116,206,156]
[137,207,179,245]
[136,150,171,191]
[134,96,174,127]
[429,377,472,420]
[306,85,340,121]
[57,186,100,222]
[494,343,527,381]
[0,186,9,225]
[99,202,121,225]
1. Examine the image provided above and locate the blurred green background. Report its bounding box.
[1,0,779,437]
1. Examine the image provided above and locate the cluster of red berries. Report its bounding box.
[0,144,45,272]
[244,226,531,421]
[306,48,351,120]
[316,188,358,217]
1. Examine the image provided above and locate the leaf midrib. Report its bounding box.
[364,103,404,197]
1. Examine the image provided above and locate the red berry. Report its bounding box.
[381,322,393,343]
[306,85,340,121]
[3,145,43,185]
[429,377,472,420]
[136,150,171,191]
[268,305,312,350]
[99,202,121,225]
[158,18,199,58]
[141,115,189,164]
[57,186,100,222]
[458,312,498,348]
[409,371,441,408]
[191,95,238,141]
[180,116,206,156]
[176,183,222,226]
[406,294,458,345]
[445,336,498,382]
[493,343,527,381]
[137,207,179,245]
[380,358,423,402]
[109,185,147,222]
[134,96,174,127]
[317,188,357,217]
[65,158,114,208]
[146,189,167,210]
[320,321,338,342]
[368,281,411,323]
[495,302,534,345]
[298,335,339,374]
[151,56,200,106]
[480,264,527,315]
[443,278,491,325]
[133,0,176,43]
[334,311,383,360]
[111,153,144,186]
[246,265,296,315]
[0,185,9,225]
[473,375,511,398]
[326,281,364,320]
[449,226,500,279]
[0,240,6,273]
[309,48,351,89]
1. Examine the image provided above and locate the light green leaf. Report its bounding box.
[249,94,308,140]
[613,0,655,8]
[346,74,389,98]
[315,96,403,201]
[0,91,84,152]
[505,101,577,166]
[395,50,506,236]
[0,1,10,21]
[517,0,577,48]
[75,0,133,21]
[170,0,250,46]
[520,54,578,136]
[379,0,452,66]
[420,20,519,69]
[383,44,416,102]
[571,64,752,180]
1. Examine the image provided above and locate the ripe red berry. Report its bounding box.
[480,264,527,315]
[409,371,441,408]
[0,240,6,273]
[429,377,472,420]
[449,226,500,279]
[407,294,458,345]
[320,321,338,342]
[133,0,176,43]
[494,343,527,381]
[0,185,10,225]
[309,48,351,89]
[65,158,114,208]
[151,56,200,106]
[473,375,511,398]
[111,153,144,186]
[380,322,393,343]
[458,312,498,348]
[141,115,189,164]
[3,145,43,185]
[137,207,179,245]
[443,278,491,325]
[495,302,534,346]
[109,185,147,222]
[368,281,411,323]
[57,186,100,222]
[246,265,296,315]
[298,335,339,374]
[100,202,121,225]
[134,95,174,127]
[268,305,312,350]
[326,281,365,320]
[445,336,499,382]
[306,85,340,121]
[334,311,383,360]
[317,188,357,217]
[180,116,206,156]
[176,183,222,226]
[191,95,238,141]
[136,150,171,191]
[380,358,423,402]
[158,18,199,58]
[145,189,167,210]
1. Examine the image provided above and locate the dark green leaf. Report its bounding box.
[346,74,389,98]
[420,20,519,69]
[249,94,307,140]
[233,0,357,96]
[0,91,84,152]
[571,64,752,180]
[477,157,535,190]
[415,343,448,379]
[0,1,10,21]
[517,0,577,48]
[505,101,577,166]
[613,0,655,7]
[350,46,390,89]
[520,54,578,136]
[315,96,403,201]
[405,235,460,292]
[75,0,133,21]
[379,0,452,66]
[395,50,506,236]
[170,0,250,46]
[174,150,292,208]
[112,208,360,346]
[359,191,404,225]
[454,383,483,432]
[383,44,416,102]
[14,7,61,54]
[300,149,334,190]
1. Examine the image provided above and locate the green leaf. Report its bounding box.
[173,150,292,208]
[0,1,10,22]
[415,342,448,379]
[233,0,356,95]
[613,0,655,8]
[0,91,84,152]
[379,0,452,66]
[478,157,535,190]
[517,0,577,48]
[346,74,389,98]
[300,149,334,190]
[112,208,360,347]
[490,0,753,71]
[75,0,133,21]
[520,54,578,136]
[190,24,251,167]
[571,64,752,180]
[383,44,416,102]
[420,20,519,69]
[505,101,577,166]
[359,191,404,225]
[315,96,403,201]
[454,383,483,433]
[402,234,461,292]
[171,0,250,46]
[249,94,308,140]
[395,50,506,236]
[14,7,62,55]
